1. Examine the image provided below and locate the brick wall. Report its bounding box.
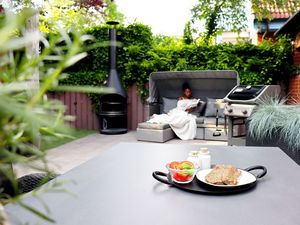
[293,48,300,65]
[288,31,300,104]
[288,73,300,104]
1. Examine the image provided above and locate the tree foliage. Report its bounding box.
[191,0,300,43]
[183,21,193,45]
[191,0,247,43]
[2,0,125,33]
[39,0,105,33]
[103,0,125,23]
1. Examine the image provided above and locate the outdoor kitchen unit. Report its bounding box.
[98,21,127,134]
[223,85,281,146]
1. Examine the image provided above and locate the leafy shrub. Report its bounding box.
[60,24,295,106]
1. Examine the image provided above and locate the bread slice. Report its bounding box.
[205,165,241,185]
[204,165,225,185]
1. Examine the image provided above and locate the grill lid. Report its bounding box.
[226,85,266,100]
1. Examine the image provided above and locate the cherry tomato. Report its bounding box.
[173,172,191,182]
[169,161,180,169]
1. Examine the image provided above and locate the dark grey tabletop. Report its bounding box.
[5,143,300,225]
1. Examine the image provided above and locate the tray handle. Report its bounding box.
[244,165,267,179]
[152,171,171,185]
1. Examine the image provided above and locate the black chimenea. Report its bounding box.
[98,21,127,134]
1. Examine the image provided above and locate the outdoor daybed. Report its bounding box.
[137,70,239,142]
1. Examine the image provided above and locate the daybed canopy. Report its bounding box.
[147,70,239,103]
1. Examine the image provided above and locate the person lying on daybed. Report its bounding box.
[147,82,201,140]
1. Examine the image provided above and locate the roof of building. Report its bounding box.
[274,10,300,37]
[256,1,300,19]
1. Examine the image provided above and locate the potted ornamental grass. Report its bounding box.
[246,97,300,165]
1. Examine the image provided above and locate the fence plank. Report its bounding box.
[81,93,88,129]
[92,109,99,130]
[47,84,146,131]
[127,85,133,130]
[137,91,144,125]
[87,95,94,130]
[131,84,138,130]
[77,92,83,129]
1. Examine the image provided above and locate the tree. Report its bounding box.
[103,0,124,23]
[191,0,300,43]
[77,0,104,8]
[183,21,193,45]
[8,0,125,34]
[39,0,106,33]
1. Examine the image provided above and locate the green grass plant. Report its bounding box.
[248,97,300,151]
[248,98,286,140]
[0,9,109,223]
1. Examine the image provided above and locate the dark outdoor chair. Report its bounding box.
[17,173,59,194]
[0,173,59,197]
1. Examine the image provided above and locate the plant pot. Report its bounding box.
[246,126,300,165]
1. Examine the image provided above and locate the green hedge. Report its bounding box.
[65,23,154,87]
[60,23,295,107]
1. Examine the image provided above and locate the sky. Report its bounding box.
[116,0,198,36]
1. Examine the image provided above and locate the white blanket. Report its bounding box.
[147,99,199,140]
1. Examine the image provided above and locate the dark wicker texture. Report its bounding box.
[17,173,58,194]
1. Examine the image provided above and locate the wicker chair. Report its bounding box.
[0,173,58,196]
[18,173,58,194]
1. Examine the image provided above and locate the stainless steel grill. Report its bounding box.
[223,85,281,145]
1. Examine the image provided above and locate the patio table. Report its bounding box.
[5,143,300,225]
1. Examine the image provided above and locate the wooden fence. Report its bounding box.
[48,84,148,131]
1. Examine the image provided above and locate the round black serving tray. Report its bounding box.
[152,165,267,195]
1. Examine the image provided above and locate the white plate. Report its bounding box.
[196,169,256,187]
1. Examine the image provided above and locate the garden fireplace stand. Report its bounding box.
[98,21,127,134]
[223,85,281,146]
[98,94,127,134]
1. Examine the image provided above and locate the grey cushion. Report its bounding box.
[162,97,177,113]
[137,127,175,142]
[204,98,216,117]
[195,117,205,124]
[138,122,170,130]
[204,98,224,117]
